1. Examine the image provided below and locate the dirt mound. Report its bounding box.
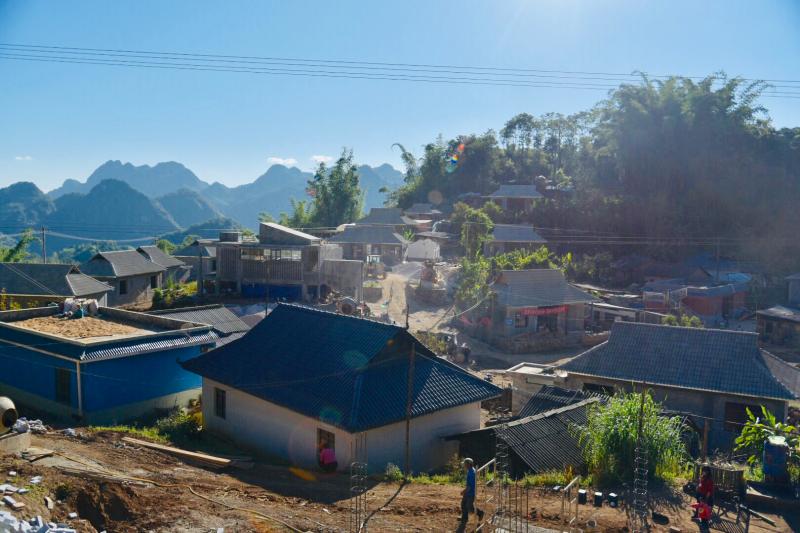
[74,483,139,532]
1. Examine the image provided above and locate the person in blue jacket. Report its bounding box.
[457,458,484,532]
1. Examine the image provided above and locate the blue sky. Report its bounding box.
[1,0,798,191]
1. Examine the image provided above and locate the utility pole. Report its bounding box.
[404,340,416,478]
[197,241,204,300]
[40,226,46,263]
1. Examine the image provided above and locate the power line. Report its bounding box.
[1,44,799,99]
[4,42,800,85]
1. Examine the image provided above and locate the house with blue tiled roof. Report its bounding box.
[560,322,800,450]
[181,304,501,473]
[0,305,216,423]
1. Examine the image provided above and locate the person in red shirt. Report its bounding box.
[318,440,338,473]
[694,466,714,522]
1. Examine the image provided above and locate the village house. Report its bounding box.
[148,304,250,347]
[560,322,800,450]
[137,245,188,282]
[757,273,800,347]
[0,263,113,307]
[173,238,217,294]
[474,269,595,353]
[403,203,444,221]
[0,305,216,423]
[215,223,340,301]
[355,207,415,232]
[484,224,547,257]
[642,272,750,327]
[182,304,500,473]
[504,363,566,415]
[486,184,543,213]
[327,225,409,266]
[80,250,166,308]
[405,239,441,262]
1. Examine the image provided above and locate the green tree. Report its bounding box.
[455,256,491,309]
[155,239,176,255]
[576,391,688,484]
[306,148,364,227]
[451,204,493,259]
[0,230,36,263]
[258,212,275,223]
[278,199,313,228]
[661,314,704,328]
[492,246,569,272]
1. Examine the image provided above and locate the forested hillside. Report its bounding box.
[386,74,800,272]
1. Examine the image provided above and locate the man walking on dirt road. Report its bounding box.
[457,458,484,532]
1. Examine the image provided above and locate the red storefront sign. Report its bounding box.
[518,305,568,317]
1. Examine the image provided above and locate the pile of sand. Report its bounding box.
[14,316,145,339]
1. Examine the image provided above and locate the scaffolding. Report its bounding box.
[349,432,368,533]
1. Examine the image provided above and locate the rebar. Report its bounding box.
[349,433,368,532]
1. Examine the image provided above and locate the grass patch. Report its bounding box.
[89,424,168,443]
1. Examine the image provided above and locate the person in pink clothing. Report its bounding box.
[318,440,338,473]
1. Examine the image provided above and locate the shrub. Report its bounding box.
[155,410,202,443]
[575,391,688,486]
[384,462,403,482]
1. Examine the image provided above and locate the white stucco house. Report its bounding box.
[183,304,500,473]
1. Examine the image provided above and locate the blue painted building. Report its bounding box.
[0,306,216,423]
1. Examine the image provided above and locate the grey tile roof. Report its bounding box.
[487,184,543,199]
[137,245,185,269]
[519,385,604,418]
[81,250,165,278]
[0,263,112,297]
[182,304,501,432]
[356,208,413,226]
[494,269,596,307]
[560,322,799,401]
[328,225,409,246]
[149,305,250,335]
[756,305,800,323]
[174,242,216,258]
[405,203,442,216]
[490,224,547,243]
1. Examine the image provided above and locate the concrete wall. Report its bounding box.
[202,378,479,473]
[562,374,787,451]
[106,273,161,308]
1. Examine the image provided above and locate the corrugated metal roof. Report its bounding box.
[487,184,543,199]
[150,305,250,335]
[560,322,798,401]
[405,203,442,216]
[181,304,500,432]
[756,305,800,323]
[81,250,165,278]
[519,385,604,418]
[494,269,595,307]
[81,331,219,362]
[490,224,546,243]
[501,400,595,473]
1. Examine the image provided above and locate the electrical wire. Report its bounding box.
[1,43,799,99]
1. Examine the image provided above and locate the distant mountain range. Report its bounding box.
[0,159,403,253]
[47,159,404,225]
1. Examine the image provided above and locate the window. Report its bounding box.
[514,313,528,328]
[119,279,128,295]
[150,275,158,289]
[317,428,335,451]
[537,314,558,333]
[210,259,217,272]
[214,387,226,419]
[724,402,761,432]
[55,368,71,405]
[241,248,267,262]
